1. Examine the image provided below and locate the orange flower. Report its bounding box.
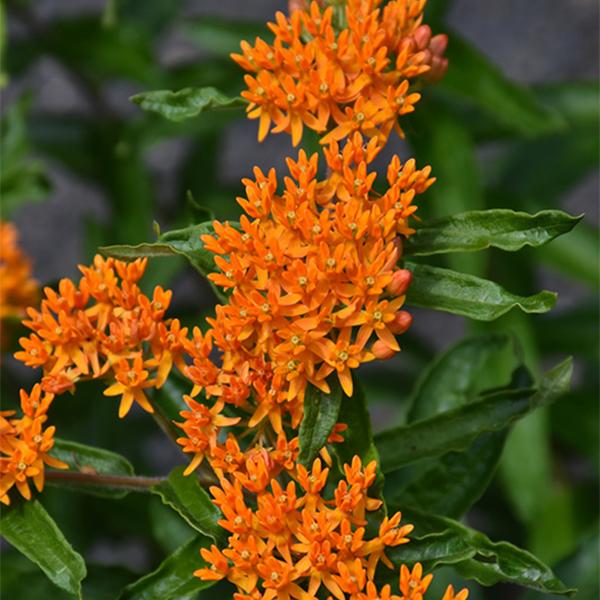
[104,355,154,418]
[399,563,433,600]
[233,0,447,146]
[176,397,240,475]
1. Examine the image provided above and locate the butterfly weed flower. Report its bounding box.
[232,0,448,146]
[14,255,186,418]
[178,133,432,449]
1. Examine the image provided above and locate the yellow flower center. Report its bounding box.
[338,350,349,361]
[287,93,296,104]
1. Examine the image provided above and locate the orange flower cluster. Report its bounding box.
[0,384,67,505]
[14,255,186,418]
[232,0,448,145]
[177,133,430,449]
[0,221,39,321]
[197,454,467,600]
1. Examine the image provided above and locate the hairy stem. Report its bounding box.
[46,470,164,492]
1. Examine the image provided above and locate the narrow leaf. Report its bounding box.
[118,536,215,600]
[406,333,516,422]
[386,509,576,596]
[151,467,223,544]
[388,432,507,519]
[298,382,342,466]
[405,261,556,320]
[130,87,245,122]
[375,358,572,472]
[404,209,580,256]
[0,500,86,598]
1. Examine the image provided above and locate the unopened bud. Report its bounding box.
[389,310,412,335]
[387,269,412,296]
[413,25,432,50]
[372,340,397,360]
[430,34,449,57]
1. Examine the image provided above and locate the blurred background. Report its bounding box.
[2,1,598,598]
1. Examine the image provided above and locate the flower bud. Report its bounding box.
[372,340,397,360]
[387,269,412,296]
[413,25,432,50]
[388,310,412,335]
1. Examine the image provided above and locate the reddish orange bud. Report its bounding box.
[389,310,412,335]
[413,25,432,50]
[372,340,397,360]
[387,269,412,296]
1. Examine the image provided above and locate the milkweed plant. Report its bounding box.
[1,1,597,599]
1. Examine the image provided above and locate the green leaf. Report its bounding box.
[131,87,245,122]
[388,338,527,517]
[151,467,223,544]
[375,358,572,472]
[406,333,517,422]
[0,500,87,598]
[184,18,266,58]
[386,509,576,596]
[118,536,215,600]
[49,439,135,498]
[101,222,228,301]
[298,381,343,466]
[405,261,556,320]
[405,209,580,256]
[388,431,507,520]
[440,34,564,137]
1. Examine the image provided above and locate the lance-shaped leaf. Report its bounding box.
[151,467,224,544]
[385,509,576,596]
[298,381,343,466]
[406,333,517,422]
[0,500,87,598]
[387,432,507,519]
[404,261,556,320]
[404,210,580,256]
[375,358,572,473]
[440,34,564,136]
[118,535,215,600]
[130,87,245,122]
[48,439,135,499]
[101,222,228,301]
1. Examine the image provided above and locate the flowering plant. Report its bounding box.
[2,1,597,599]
